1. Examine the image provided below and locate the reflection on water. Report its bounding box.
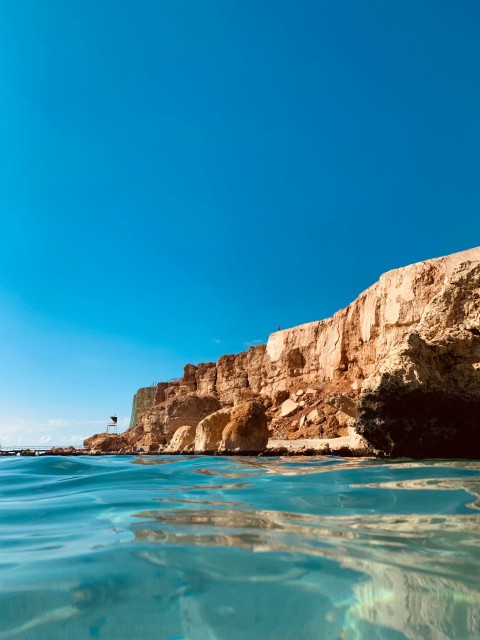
[132,507,480,639]
[0,455,479,639]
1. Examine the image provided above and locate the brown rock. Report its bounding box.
[165,425,196,453]
[262,396,273,409]
[83,433,128,453]
[111,246,480,458]
[195,362,217,395]
[46,446,78,455]
[130,394,221,445]
[182,364,198,392]
[280,399,300,417]
[356,258,480,456]
[325,393,357,417]
[273,389,289,405]
[163,394,222,435]
[220,401,268,453]
[195,408,232,453]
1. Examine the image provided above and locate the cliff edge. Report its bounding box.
[85,247,480,457]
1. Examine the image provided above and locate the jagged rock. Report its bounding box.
[195,408,232,453]
[84,433,128,453]
[181,364,198,392]
[307,409,319,423]
[129,394,222,445]
[273,389,289,405]
[99,246,480,458]
[280,399,300,417]
[356,258,480,457]
[118,447,136,454]
[286,348,306,375]
[45,446,78,455]
[262,396,273,409]
[335,411,352,429]
[193,402,269,454]
[348,426,368,450]
[129,431,167,451]
[165,425,196,453]
[195,362,217,396]
[220,401,269,453]
[357,331,480,457]
[324,415,341,438]
[326,393,357,417]
[129,386,158,432]
[164,395,221,436]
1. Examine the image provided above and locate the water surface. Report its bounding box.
[0,455,479,639]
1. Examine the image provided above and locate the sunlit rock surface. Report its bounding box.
[86,247,480,457]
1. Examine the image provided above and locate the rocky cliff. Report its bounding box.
[86,247,480,457]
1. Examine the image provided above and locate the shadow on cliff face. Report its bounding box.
[357,386,480,458]
[356,331,480,458]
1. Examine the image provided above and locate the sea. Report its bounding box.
[0,455,479,640]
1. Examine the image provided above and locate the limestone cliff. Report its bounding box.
[93,246,480,457]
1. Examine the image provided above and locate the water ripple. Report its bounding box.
[0,455,479,640]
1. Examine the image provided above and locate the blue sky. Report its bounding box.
[0,1,479,445]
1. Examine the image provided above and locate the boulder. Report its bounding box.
[220,401,269,453]
[165,425,196,453]
[45,446,78,455]
[325,393,357,418]
[195,408,232,453]
[161,394,221,436]
[280,399,300,417]
[273,389,289,405]
[129,394,221,444]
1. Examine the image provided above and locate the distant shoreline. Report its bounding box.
[0,439,373,458]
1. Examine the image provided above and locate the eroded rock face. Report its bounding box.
[357,260,480,456]
[195,408,232,453]
[220,401,269,453]
[193,401,268,454]
[165,425,196,454]
[128,394,221,448]
[45,446,78,456]
[84,433,129,453]
[105,247,480,457]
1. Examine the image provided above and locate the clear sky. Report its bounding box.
[0,1,479,446]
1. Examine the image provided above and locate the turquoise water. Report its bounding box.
[0,456,479,640]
